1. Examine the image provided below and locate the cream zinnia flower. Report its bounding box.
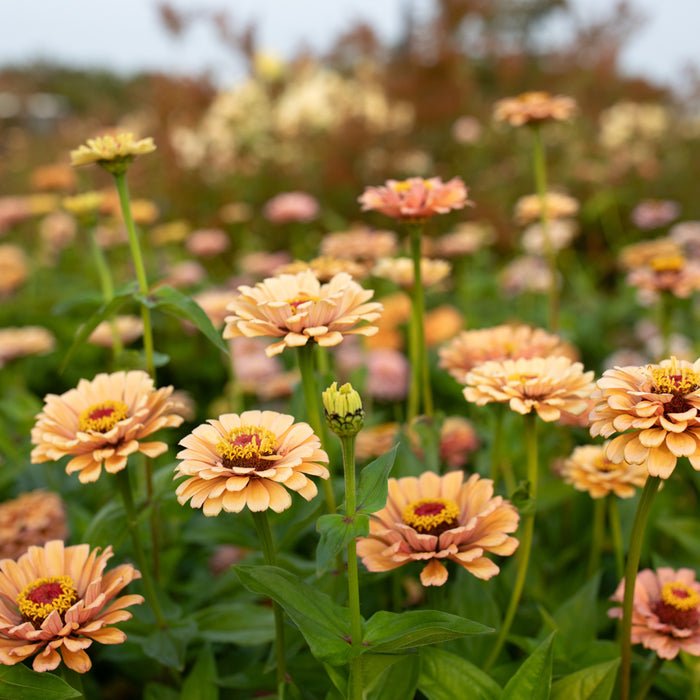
[0,540,142,672]
[590,358,700,478]
[31,371,185,483]
[372,256,451,288]
[175,410,329,515]
[70,132,156,168]
[223,270,382,357]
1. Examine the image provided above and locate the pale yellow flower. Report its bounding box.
[70,132,156,168]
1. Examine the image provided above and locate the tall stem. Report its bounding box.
[587,497,606,578]
[484,412,538,671]
[251,511,287,698]
[608,495,625,582]
[620,476,661,700]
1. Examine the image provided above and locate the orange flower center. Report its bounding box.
[649,255,685,273]
[654,581,700,629]
[17,575,78,624]
[402,498,459,536]
[217,425,278,471]
[286,291,319,310]
[78,400,129,432]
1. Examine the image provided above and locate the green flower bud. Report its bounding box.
[322,382,364,438]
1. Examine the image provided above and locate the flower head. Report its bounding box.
[175,410,329,515]
[590,358,700,478]
[514,192,579,226]
[357,471,519,586]
[494,91,577,127]
[263,191,319,224]
[0,326,55,367]
[609,568,700,659]
[358,177,472,222]
[0,540,142,672]
[372,256,451,288]
[463,356,595,422]
[322,382,365,437]
[320,227,399,263]
[223,270,383,357]
[31,371,185,483]
[70,133,156,174]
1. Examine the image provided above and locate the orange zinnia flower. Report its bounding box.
[357,471,519,586]
[0,540,142,672]
[31,371,185,483]
[175,410,329,515]
[590,358,700,478]
[223,270,382,357]
[358,176,472,221]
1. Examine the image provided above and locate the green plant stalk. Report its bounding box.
[632,655,664,700]
[620,475,661,700]
[532,125,558,332]
[115,469,167,629]
[340,434,363,700]
[490,404,515,494]
[656,291,672,360]
[484,412,538,671]
[608,495,625,582]
[251,510,287,698]
[587,497,607,578]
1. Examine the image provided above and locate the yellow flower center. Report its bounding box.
[286,291,319,310]
[593,453,618,472]
[507,373,537,384]
[78,400,129,432]
[390,179,433,193]
[17,575,78,624]
[402,498,460,536]
[654,581,700,629]
[649,254,685,273]
[651,362,700,395]
[217,425,278,471]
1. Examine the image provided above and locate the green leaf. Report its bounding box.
[502,632,556,700]
[235,565,356,665]
[550,659,620,700]
[0,664,81,699]
[363,610,492,653]
[138,619,198,670]
[316,513,369,573]
[139,285,229,355]
[364,653,420,700]
[144,683,180,700]
[356,445,398,514]
[181,645,219,700]
[418,646,501,700]
[193,602,274,645]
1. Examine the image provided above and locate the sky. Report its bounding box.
[0,0,698,92]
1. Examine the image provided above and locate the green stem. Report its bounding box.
[632,655,664,700]
[115,469,167,629]
[491,405,515,494]
[587,497,606,578]
[484,412,538,671]
[620,476,661,700]
[251,511,287,698]
[608,495,625,582]
[656,292,672,360]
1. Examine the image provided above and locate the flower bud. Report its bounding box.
[322,382,364,437]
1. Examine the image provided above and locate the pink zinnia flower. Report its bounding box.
[263,192,319,224]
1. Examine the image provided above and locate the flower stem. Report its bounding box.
[587,497,606,578]
[484,412,538,671]
[115,469,167,629]
[632,655,664,700]
[608,495,625,582]
[620,476,661,700]
[251,510,287,698]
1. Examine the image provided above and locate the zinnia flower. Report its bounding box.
[30,371,185,483]
[0,326,55,366]
[358,176,472,221]
[609,568,700,659]
[626,253,700,304]
[589,358,700,478]
[631,199,681,230]
[175,410,329,515]
[372,256,451,288]
[223,270,382,357]
[276,256,367,282]
[560,443,647,498]
[514,192,579,226]
[263,191,319,224]
[463,356,595,422]
[493,91,577,127]
[357,471,519,586]
[88,316,144,348]
[0,540,143,672]
[320,227,399,262]
[70,132,156,169]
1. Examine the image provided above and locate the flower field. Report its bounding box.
[2,2,700,698]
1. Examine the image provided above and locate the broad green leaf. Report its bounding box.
[316,513,369,573]
[363,610,492,653]
[550,659,620,700]
[181,645,219,700]
[235,565,356,665]
[418,646,501,700]
[323,663,347,698]
[356,445,398,514]
[365,653,420,700]
[138,285,228,355]
[502,632,556,700]
[194,602,274,645]
[138,619,198,670]
[0,664,81,700]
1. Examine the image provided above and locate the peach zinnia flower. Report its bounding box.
[463,356,595,422]
[609,568,700,659]
[560,443,647,498]
[358,176,472,221]
[0,540,142,672]
[30,371,185,483]
[223,270,382,357]
[493,91,577,127]
[357,471,519,586]
[175,410,329,515]
[590,358,700,478]
[0,326,55,366]
[373,256,451,288]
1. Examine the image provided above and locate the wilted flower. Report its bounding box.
[514,193,579,226]
[88,316,144,348]
[631,199,681,230]
[70,132,156,173]
[0,540,142,672]
[263,191,319,224]
[357,471,519,586]
[609,568,700,659]
[0,326,55,366]
[590,358,700,478]
[185,228,230,258]
[320,227,399,262]
[373,257,451,288]
[31,371,185,483]
[175,410,329,515]
[223,270,382,356]
[494,91,577,127]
